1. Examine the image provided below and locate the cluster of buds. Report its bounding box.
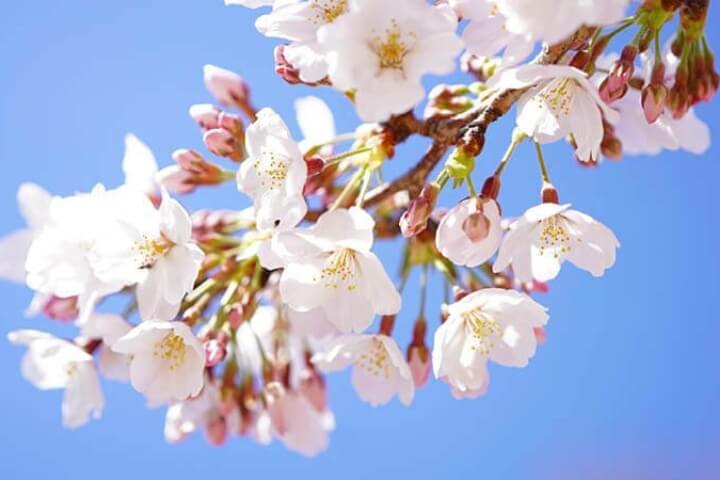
[158,149,231,194]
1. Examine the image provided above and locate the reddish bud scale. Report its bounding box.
[541,183,559,204]
[399,183,439,238]
[480,175,501,200]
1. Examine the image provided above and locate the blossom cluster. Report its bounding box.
[2,0,715,456]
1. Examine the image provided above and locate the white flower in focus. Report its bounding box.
[256,0,349,83]
[433,288,548,398]
[490,64,620,163]
[313,334,414,406]
[25,186,127,322]
[319,0,463,121]
[0,183,52,284]
[8,330,104,428]
[295,96,336,155]
[238,108,307,206]
[274,207,401,333]
[450,0,533,67]
[266,385,334,456]
[91,188,204,321]
[493,203,619,283]
[436,197,502,267]
[496,0,630,44]
[112,321,205,404]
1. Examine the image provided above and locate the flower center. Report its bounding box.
[310,0,347,25]
[355,338,391,378]
[538,215,572,258]
[536,78,575,116]
[370,20,414,71]
[135,234,174,269]
[317,248,358,291]
[463,310,502,356]
[153,333,187,371]
[463,208,491,243]
[255,148,289,191]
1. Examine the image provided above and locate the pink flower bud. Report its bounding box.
[218,112,244,138]
[407,345,431,388]
[158,166,195,194]
[399,183,439,238]
[298,368,327,412]
[305,156,325,177]
[203,129,243,161]
[533,327,547,346]
[42,295,79,322]
[641,83,668,123]
[274,46,303,85]
[189,104,221,130]
[203,65,250,109]
[462,207,490,242]
[204,339,227,367]
[205,416,228,447]
[607,45,637,93]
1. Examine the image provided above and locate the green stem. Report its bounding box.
[534,142,551,183]
[355,168,373,207]
[332,167,365,210]
[494,132,525,177]
[466,176,477,198]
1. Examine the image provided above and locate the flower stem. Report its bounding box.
[332,167,365,210]
[466,176,477,198]
[534,142,552,183]
[494,131,526,177]
[355,168,373,207]
[323,146,373,165]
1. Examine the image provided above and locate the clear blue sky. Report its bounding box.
[1,1,718,479]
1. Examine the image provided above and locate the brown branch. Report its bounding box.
[363,25,596,207]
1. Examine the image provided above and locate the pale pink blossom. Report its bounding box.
[436,197,502,267]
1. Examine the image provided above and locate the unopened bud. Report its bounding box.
[541,182,559,204]
[274,45,304,85]
[399,183,439,238]
[204,129,243,161]
[189,104,221,130]
[204,338,227,367]
[203,64,250,109]
[641,83,668,123]
[407,343,431,388]
[305,156,325,177]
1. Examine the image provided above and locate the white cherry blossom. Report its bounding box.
[112,321,205,404]
[295,95,336,155]
[450,0,533,67]
[490,64,620,163]
[237,108,307,206]
[313,334,414,406]
[496,0,630,45]
[80,313,133,381]
[274,207,401,333]
[253,191,307,270]
[8,330,104,428]
[433,288,548,398]
[0,183,52,284]
[122,133,160,200]
[265,385,334,456]
[436,197,502,267]
[493,203,619,283]
[25,185,127,323]
[91,188,204,321]
[255,0,350,83]
[318,0,463,121]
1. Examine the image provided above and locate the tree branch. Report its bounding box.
[363,25,596,208]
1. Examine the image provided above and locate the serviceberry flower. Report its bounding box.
[112,321,205,404]
[8,330,104,428]
[493,203,619,283]
[319,0,463,121]
[313,334,414,406]
[274,207,401,333]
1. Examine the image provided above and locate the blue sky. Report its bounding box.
[0,1,718,478]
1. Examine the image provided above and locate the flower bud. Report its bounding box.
[41,295,79,322]
[305,156,325,177]
[204,129,244,161]
[541,182,559,204]
[274,45,304,85]
[218,112,245,139]
[607,45,637,93]
[406,319,431,388]
[204,338,227,367]
[189,104,221,130]
[298,367,327,412]
[203,65,250,109]
[205,416,228,447]
[462,204,491,243]
[641,83,668,123]
[399,183,439,238]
